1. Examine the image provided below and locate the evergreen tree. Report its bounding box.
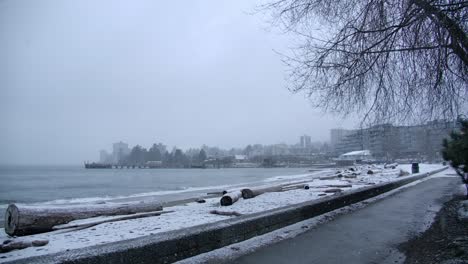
[243,145,253,156]
[173,149,186,167]
[162,151,172,167]
[147,144,162,161]
[127,145,146,165]
[198,149,207,163]
[442,118,468,198]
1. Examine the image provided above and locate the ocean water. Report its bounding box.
[0,165,314,207]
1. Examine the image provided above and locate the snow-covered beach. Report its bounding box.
[0,164,445,262]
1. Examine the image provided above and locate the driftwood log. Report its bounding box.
[281,184,310,191]
[319,174,341,180]
[241,186,283,199]
[384,163,398,169]
[209,210,243,216]
[324,188,343,193]
[54,210,173,233]
[326,184,352,188]
[207,190,228,195]
[241,181,314,200]
[220,191,242,206]
[5,201,163,236]
[0,239,49,253]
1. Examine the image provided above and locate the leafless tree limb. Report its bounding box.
[261,0,468,125]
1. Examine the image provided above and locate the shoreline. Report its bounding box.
[0,164,445,263]
[0,168,331,225]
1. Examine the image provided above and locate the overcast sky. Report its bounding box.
[0,0,356,165]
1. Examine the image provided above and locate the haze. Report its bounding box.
[0,0,355,165]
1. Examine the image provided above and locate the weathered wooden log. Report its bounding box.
[220,191,242,206]
[326,184,352,188]
[241,186,283,199]
[207,191,227,195]
[4,201,163,236]
[319,174,341,180]
[0,239,48,253]
[209,210,243,216]
[54,210,173,233]
[281,184,310,191]
[343,173,357,178]
[384,163,398,169]
[398,169,410,177]
[368,169,383,174]
[324,188,342,193]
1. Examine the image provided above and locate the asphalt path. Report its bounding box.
[232,173,458,264]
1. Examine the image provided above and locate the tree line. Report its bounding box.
[121,144,207,168]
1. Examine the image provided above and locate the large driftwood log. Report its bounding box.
[220,191,242,206]
[241,186,283,199]
[241,181,315,200]
[5,201,163,236]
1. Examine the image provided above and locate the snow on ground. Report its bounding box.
[177,169,458,264]
[0,164,444,262]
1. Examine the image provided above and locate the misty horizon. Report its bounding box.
[0,0,356,165]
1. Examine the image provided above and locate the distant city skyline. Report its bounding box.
[97,134,331,163]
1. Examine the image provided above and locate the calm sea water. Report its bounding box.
[0,165,313,207]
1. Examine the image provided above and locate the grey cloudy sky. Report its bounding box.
[0,0,355,165]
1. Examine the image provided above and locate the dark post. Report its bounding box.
[411,162,419,174]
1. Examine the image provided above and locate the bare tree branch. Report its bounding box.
[261,0,468,124]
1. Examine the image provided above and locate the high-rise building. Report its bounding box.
[112,141,130,164]
[330,129,354,151]
[300,135,312,149]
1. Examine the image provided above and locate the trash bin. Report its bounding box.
[411,162,419,174]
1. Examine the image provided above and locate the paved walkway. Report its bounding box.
[232,174,458,264]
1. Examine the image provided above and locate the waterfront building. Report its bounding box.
[331,120,459,161]
[330,128,354,151]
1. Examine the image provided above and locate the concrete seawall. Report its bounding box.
[9,167,448,264]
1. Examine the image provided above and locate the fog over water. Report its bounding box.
[0,0,355,165]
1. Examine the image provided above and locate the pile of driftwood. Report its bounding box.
[216,166,404,207]
[217,176,354,207]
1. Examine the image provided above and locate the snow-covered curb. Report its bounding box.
[0,165,446,264]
